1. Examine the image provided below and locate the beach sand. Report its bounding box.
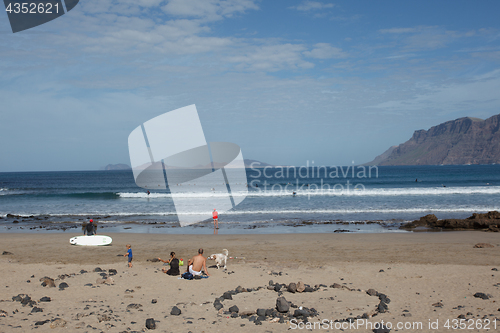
[0,231,499,332]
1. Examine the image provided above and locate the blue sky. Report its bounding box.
[1,0,500,171]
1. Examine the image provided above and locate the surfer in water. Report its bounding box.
[83,219,96,236]
[292,191,296,197]
[213,209,219,229]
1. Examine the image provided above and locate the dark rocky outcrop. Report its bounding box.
[400,211,500,230]
[366,114,500,165]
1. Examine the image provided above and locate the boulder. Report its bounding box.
[170,306,181,316]
[145,318,156,329]
[276,297,290,313]
[288,283,297,293]
[229,305,239,313]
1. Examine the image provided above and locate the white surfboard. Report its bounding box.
[70,235,112,246]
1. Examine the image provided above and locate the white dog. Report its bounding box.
[208,249,228,270]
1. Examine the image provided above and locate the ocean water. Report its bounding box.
[1,165,499,234]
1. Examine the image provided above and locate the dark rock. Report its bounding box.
[274,284,282,292]
[373,324,391,333]
[222,292,232,300]
[265,309,273,316]
[146,258,160,262]
[170,306,181,316]
[288,283,297,293]
[377,301,388,313]
[229,305,239,313]
[151,299,157,304]
[35,320,50,326]
[231,312,238,318]
[256,309,266,317]
[474,293,490,300]
[331,283,342,289]
[235,286,245,293]
[378,293,391,304]
[304,286,314,292]
[39,297,51,302]
[213,300,223,310]
[432,302,444,307]
[59,282,69,290]
[268,280,273,286]
[31,307,43,313]
[108,269,118,276]
[474,243,494,248]
[126,303,142,310]
[294,309,310,317]
[94,267,103,272]
[248,316,256,322]
[276,297,290,313]
[145,318,155,329]
[2,251,13,255]
[367,289,378,296]
[80,270,87,274]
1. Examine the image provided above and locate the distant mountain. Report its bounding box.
[102,164,132,171]
[365,114,500,165]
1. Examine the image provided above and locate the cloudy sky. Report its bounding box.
[1,0,500,171]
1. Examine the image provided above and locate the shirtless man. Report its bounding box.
[187,248,210,276]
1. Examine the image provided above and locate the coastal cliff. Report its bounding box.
[367,114,500,165]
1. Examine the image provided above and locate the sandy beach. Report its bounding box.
[1,231,499,332]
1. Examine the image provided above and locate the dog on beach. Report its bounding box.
[208,249,228,270]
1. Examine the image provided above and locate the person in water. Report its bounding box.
[212,209,219,229]
[158,252,180,276]
[83,219,96,235]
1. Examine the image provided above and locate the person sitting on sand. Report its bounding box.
[157,252,180,276]
[186,248,209,276]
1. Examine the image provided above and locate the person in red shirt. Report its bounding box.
[212,209,218,229]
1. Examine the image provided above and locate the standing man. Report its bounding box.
[212,209,219,229]
[83,219,96,235]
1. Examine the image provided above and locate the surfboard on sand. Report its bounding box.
[70,235,112,246]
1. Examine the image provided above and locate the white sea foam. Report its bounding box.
[3,206,500,218]
[117,186,500,198]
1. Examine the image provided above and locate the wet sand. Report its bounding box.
[0,231,499,332]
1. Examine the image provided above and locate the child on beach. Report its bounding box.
[124,244,133,268]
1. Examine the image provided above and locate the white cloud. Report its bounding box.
[379,28,418,34]
[162,0,259,21]
[303,43,348,59]
[290,1,334,11]
[226,43,314,71]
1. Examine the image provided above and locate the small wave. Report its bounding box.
[2,206,499,218]
[116,186,500,198]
